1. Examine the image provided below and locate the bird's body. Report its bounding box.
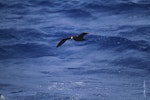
[56,32,88,47]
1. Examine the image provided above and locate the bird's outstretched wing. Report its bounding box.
[56,38,70,47]
[78,32,88,38]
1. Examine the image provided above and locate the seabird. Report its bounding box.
[56,32,88,47]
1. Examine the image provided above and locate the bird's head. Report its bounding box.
[71,36,74,40]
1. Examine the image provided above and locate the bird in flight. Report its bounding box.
[56,32,88,47]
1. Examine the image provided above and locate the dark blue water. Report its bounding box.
[0,0,150,100]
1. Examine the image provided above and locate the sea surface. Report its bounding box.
[0,0,150,100]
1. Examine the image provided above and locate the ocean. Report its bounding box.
[0,0,150,100]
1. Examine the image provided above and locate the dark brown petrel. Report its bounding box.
[56,32,88,47]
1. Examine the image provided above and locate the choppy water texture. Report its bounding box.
[0,0,150,100]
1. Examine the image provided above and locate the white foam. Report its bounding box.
[0,94,5,100]
[75,82,84,86]
[143,80,146,98]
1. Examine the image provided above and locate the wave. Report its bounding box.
[0,2,7,9]
[86,35,150,52]
[83,1,150,15]
[0,43,55,60]
[35,1,59,7]
[113,56,150,70]
[0,28,19,40]
[118,25,150,41]
[0,28,49,41]
[61,9,92,18]
[65,67,146,77]
[10,92,77,100]
[0,0,149,23]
